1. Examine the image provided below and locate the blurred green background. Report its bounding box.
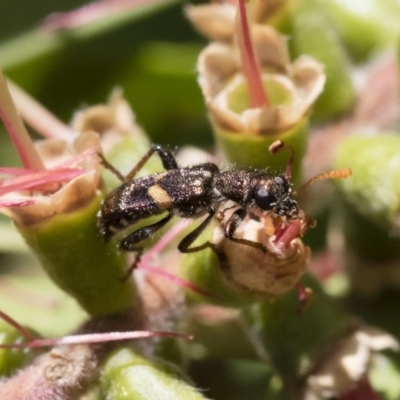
[0,0,212,161]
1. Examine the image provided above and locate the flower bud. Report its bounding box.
[101,347,209,400]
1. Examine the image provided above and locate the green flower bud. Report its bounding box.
[289,0,356,121]
[324,0,400,61]
[335,134,400,233]
[190,3,325,181]
[17,195,134,316]
[101,348,210,399]
[180,216,310,308]
[215,116,308,184]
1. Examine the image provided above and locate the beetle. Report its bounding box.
[97,144,300,256]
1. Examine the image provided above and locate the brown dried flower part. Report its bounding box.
[3,131,102,228]
[71,89,148,152]
[4,91,152,228]
[215,216,311,298]
[0,344,98,400]
[304,325,399,399]
[186,2,282,43]
[189,3,325,134]
[186,3,237,42]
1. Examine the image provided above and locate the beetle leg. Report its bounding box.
[121,248,144,282]
[178,210,216,253]
[99,145,178,184]
[125,145,178,182]
[190,163,220,174]
[224,209,267,253]
[119,211,173,251]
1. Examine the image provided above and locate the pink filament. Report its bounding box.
[0,330,193,349]
[136,219,218,299]
[42,0,164,31]
[139,263,218,299]
[274,220,302,248]
[0,73,45,171]
[0,168,85,196]
[0,198,36,207]
[236,0,270,108]
[0,308,36,343]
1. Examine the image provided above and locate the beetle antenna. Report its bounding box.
[268,140,294,182]
[295,168,352,194]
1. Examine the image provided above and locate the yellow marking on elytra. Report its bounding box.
[148,185,173,208]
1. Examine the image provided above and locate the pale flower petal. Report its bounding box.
[214,217,310,298]
[305,326,399,399]
[3,131,101,227]
[185,3,236,42]
[190,0,322,133]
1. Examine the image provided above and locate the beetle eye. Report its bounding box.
[254,188,277,210]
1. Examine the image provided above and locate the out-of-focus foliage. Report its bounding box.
[0,0,212,165]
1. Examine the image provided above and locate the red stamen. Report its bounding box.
[138,263,219,299]
[137,220,219,299]
[56,147,98,168]
[0,148,97,198]
[274,220,302,248]
[0,71,45,171]
[41,0,164,31]
[0,167,36,176]
[0,330,193,349]
[0,198,36,207]
[236,0,270,108]
[143,219,190,260]
[0,168,85,196]
[0,309,36,343]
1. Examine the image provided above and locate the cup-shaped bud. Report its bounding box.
[2,132,135,316]
[101,347,209,400]
[189,2,325,181]
[217,217,310,299]
[71,90,155,190]
[180,213,310,307]
[0,80,140,316]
